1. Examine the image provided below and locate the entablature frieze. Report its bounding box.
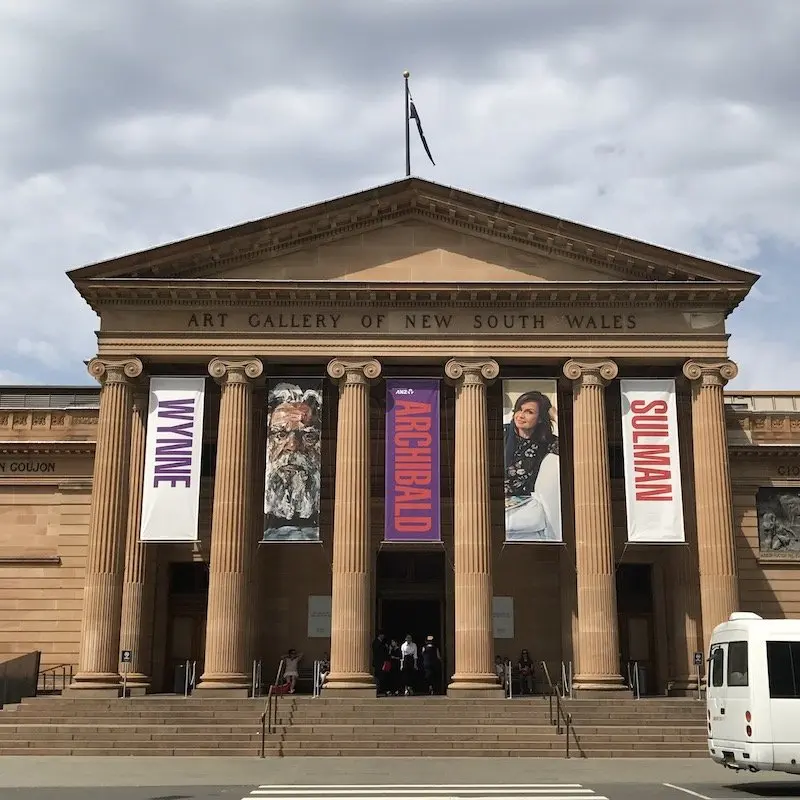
[94,335,731,362]
[0,409,99,439]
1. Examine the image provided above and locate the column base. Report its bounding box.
[66,672,121,697]
[323,672,375,696]
[195,673,250,697]
[447,673,505,698]
[571,674,630,698]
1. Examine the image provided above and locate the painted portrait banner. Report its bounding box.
[140,376,206,542]
[620,379,685,543]
[262,379,323,542]
[502,379,562,543]
[384,379,441,542]
[757,488,800,560]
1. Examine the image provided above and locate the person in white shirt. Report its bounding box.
[400,635,418,696]
[283,648,303,693]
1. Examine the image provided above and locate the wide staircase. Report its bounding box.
[0,694,708,757]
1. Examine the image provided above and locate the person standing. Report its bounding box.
[371,632,389,695]
[400,634,418,696]
[421,635,441,695]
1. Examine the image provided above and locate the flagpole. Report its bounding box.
[403,70,411,177]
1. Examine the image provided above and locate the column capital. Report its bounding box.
[444,357,499,386]
[682,359,738,388]
[87,357,143,386]
[208,358,264,385]
[563,359,618,387]
[326,358,381,386]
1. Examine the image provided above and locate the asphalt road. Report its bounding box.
[0,758,799,800]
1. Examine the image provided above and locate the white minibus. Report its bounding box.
[707,611,800,775]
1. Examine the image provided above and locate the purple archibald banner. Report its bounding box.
[384,379,441,542]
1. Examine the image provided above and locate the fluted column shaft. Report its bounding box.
[563,359,626,693]
[197,358,263,693]
[668,384,702,693]
[683,359,740,657]
[71,357,143,693]
[445,358,502,696]
[324,358,381,693]
[248,383,268,669]
[118,389,155,692]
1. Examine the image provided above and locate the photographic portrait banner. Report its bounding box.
[502,379,563,543]
[756,487,800,560]
[262,379,323,543]
[384,379,441,542]
[140,376,206,542]
[620,379,685,543]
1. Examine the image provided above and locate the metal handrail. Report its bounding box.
[626,660,641,700]
[37,663,73,694]
[560,660,573,699]
[259,658,285,758]
[540,660,580,759]
[504,660,513,698]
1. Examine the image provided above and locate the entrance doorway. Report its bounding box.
[379,598,443,651]
[376,549,447,689]
[165,562,208,693]
[616,563,657,695]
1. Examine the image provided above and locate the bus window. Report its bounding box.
[711,644,725,687]
[727,641,749,687]
[766,641,800,699]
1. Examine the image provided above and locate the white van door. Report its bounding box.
[707,642,737,742]
[723,639,752,743]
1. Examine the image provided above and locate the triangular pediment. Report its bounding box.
[68,177,759,288]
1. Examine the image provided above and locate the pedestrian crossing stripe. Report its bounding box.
[244,785,608,800]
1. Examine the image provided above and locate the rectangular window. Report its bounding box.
[711,644,725,687]
[767,641,800,699]
[727,641,749,687]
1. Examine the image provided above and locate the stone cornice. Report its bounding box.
[67,179,760,289]
[0,441,96,456]
[75,278,749,314]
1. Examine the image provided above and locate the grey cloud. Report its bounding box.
[1,0,799,385]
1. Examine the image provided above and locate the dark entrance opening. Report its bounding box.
[165,562,208,694]
[376,549,447,692]
[616,562,657,696]
[379,599,442,652]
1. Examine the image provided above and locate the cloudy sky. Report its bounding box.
[1,0,798,389]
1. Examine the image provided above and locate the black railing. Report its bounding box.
[0,651,42,707]
[37,663,73,694]
[540,660,583,759]
[259,658,285,758]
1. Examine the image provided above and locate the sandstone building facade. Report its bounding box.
[1,178,798,698]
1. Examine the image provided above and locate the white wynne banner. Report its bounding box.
[139,377,206,542]
[620,379,685,543]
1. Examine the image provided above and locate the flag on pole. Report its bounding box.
[409,100,435,166]
[404,71,435,175]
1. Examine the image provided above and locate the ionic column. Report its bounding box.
[324,358,381,695]
[562,359,627,694]
[196,358,263,695]
[118,388,155,694]
[70,357,143,695]
[667,383,702,694]
[444,357,503,697]
[682,359,740,656]
[247,381,268,669]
